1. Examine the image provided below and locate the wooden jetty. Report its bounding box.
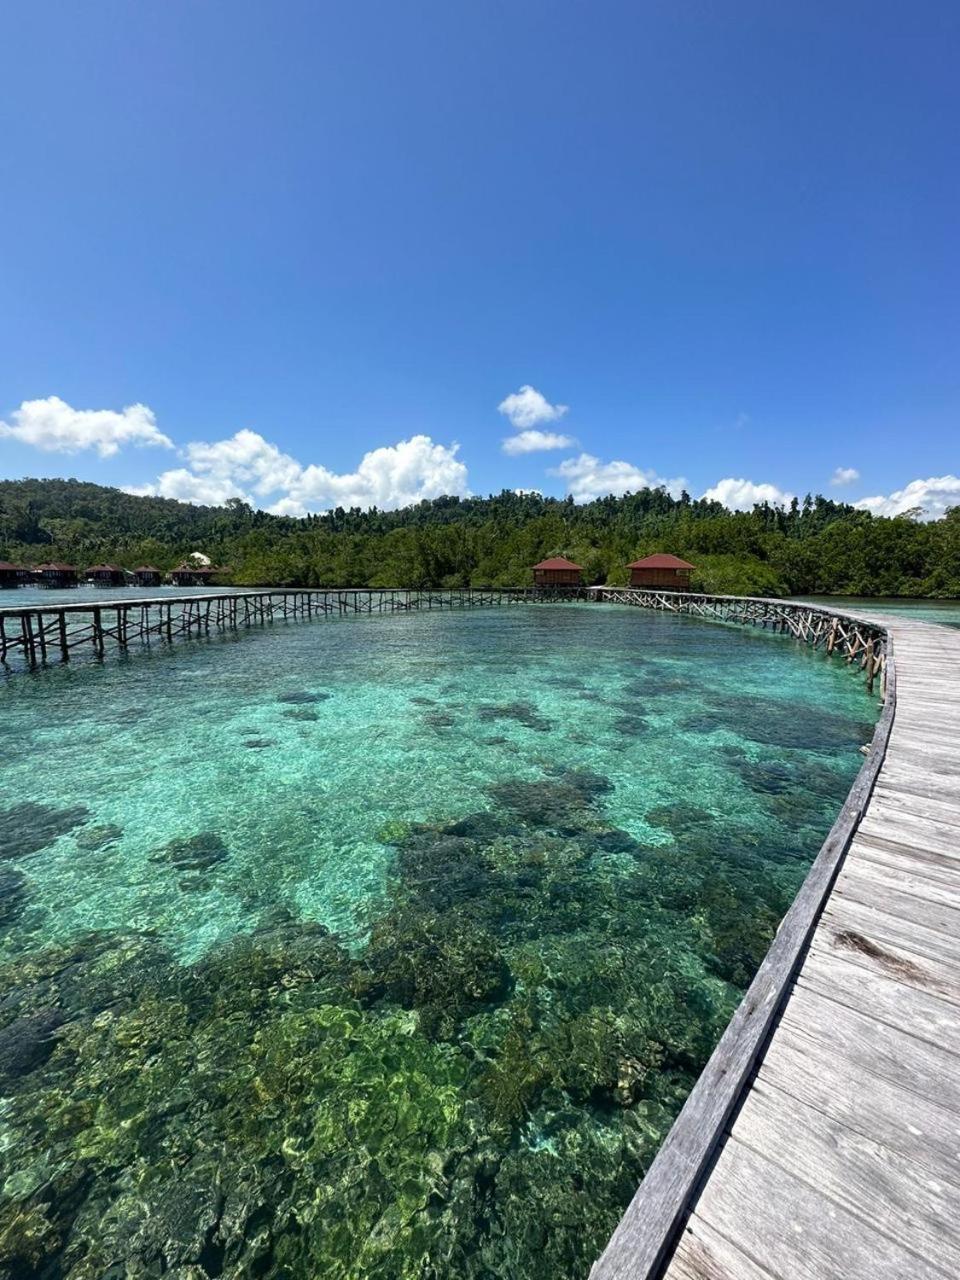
[0,588,545,669]
[590,600,960,1280]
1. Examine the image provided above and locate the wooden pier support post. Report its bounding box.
[21,613,37,669]
[92,606,105,660]
[34,612,48,664]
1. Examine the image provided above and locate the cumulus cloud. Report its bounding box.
[854,475,960,521]
[498,385,569,431]
[831,466,860,486]
[700,477,794,510]
[550,452,686,504]
[501,428,576,455]
[0,396,173,457]
[128,430,469,515]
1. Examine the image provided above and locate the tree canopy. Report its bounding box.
[1,477,958,598]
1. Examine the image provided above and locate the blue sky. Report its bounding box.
[1,1,958,517]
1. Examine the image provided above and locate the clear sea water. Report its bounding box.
[0,603,878,1279]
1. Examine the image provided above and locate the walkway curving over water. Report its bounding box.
[592,610,960,1280]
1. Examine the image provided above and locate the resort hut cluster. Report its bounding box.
[0,557,222,590]
[532,553,696,591]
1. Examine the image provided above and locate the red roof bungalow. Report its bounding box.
[169,563,215,587]
[133,566,163,587]
[628,553,695,590]
[35,562,79,588]
[0,561,24,589]
[532,556,583,587]
[87,564,126,587]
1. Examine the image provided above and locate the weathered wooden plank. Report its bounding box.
[885,746,960,780]
[855,809,960,859]
[692,1136,952,1280]
[663,1218,778,1280]
[838,850,960,912]
[853,834,960,890]
[814,911,960,1008]
[879,764,960,802]
[832,863,960,939]
[872,785,960,828]
[780,984,960,1113]
[731,1082,960,1271]
[798,949,960,1056]
[820,900,960,996]
[758,1022,960,1180]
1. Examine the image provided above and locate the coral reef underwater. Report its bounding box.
[0,762,850,1280]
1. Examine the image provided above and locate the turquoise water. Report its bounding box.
[797,595,960,628]
[0,605,878,1279]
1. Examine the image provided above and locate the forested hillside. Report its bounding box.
[1,477,958,597]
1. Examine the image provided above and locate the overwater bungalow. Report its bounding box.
[628,553,695,590]
[169,563,215,587]
[87,564,126,587]
[35,562,79,588]
[532,556,583,587]
[0,561,24,589]
[133,565,163,587]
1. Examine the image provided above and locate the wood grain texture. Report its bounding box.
[688,1137,953,1280]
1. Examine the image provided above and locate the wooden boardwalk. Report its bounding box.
[592,611,960,1280]
[0,587,565,670]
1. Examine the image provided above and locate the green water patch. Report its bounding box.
[0,606,878,1278]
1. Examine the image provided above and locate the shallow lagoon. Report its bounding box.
[0,605,878,1278]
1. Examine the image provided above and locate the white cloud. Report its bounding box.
[701,477,794,510]
[128,430,470,515]
[498,385,569,431]
[831,466,860,486]
[854,475,960,521]
[550,452,686,504]
[501,428,576,455]
[0,396,173,457]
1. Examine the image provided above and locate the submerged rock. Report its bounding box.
[486,777,604,830]
[277,690,330,704]
[243,737,277,750]
[0,1009,63,1083]
[281,708,319,722]
[477,701,555,733]
[423,710,457,729]
[544,766,613,798]
[612,713,650,737]
[75,823,124,851]
[0,865,28,926]
[0,802,90,861]
[150,833,229,872]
